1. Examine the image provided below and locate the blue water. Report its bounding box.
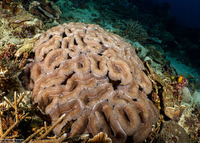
[153,0,200,28]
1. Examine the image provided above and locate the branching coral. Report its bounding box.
[21,22,159,143]
[125,19,148,42]
[0,92,29,139]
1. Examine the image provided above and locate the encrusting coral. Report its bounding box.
[20,22,159,143]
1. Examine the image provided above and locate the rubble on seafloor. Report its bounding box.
[0,0,62,57]
[0,1,199,143]
[0,0,62,96]
[132,41,200,142]
[153,120,191,143]
[0,2,43,59]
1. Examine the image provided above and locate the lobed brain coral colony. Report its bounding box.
[21,23,159,143]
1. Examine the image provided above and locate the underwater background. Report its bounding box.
[0,0,200,142]
[154,0,200,28]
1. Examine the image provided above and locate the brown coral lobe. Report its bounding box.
[21,23,159,143]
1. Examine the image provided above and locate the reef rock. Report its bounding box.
[154,120,191,143]
[21,23,159,143]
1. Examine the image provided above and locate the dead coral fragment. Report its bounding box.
[21,23,158,143]
[29,133,67,143]
[29,0,61,22]
[15,35,40,59]
[165,105,185,121]
[24,114,66,143]
[0,92,29,139]
[88,132,112,143]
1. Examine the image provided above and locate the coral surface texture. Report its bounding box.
[22,22,159,143]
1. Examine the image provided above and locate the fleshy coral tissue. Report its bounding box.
[20,22,159,143]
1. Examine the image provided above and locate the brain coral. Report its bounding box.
[21,23,159,143]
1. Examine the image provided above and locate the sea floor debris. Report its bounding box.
[0,92,29,140]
